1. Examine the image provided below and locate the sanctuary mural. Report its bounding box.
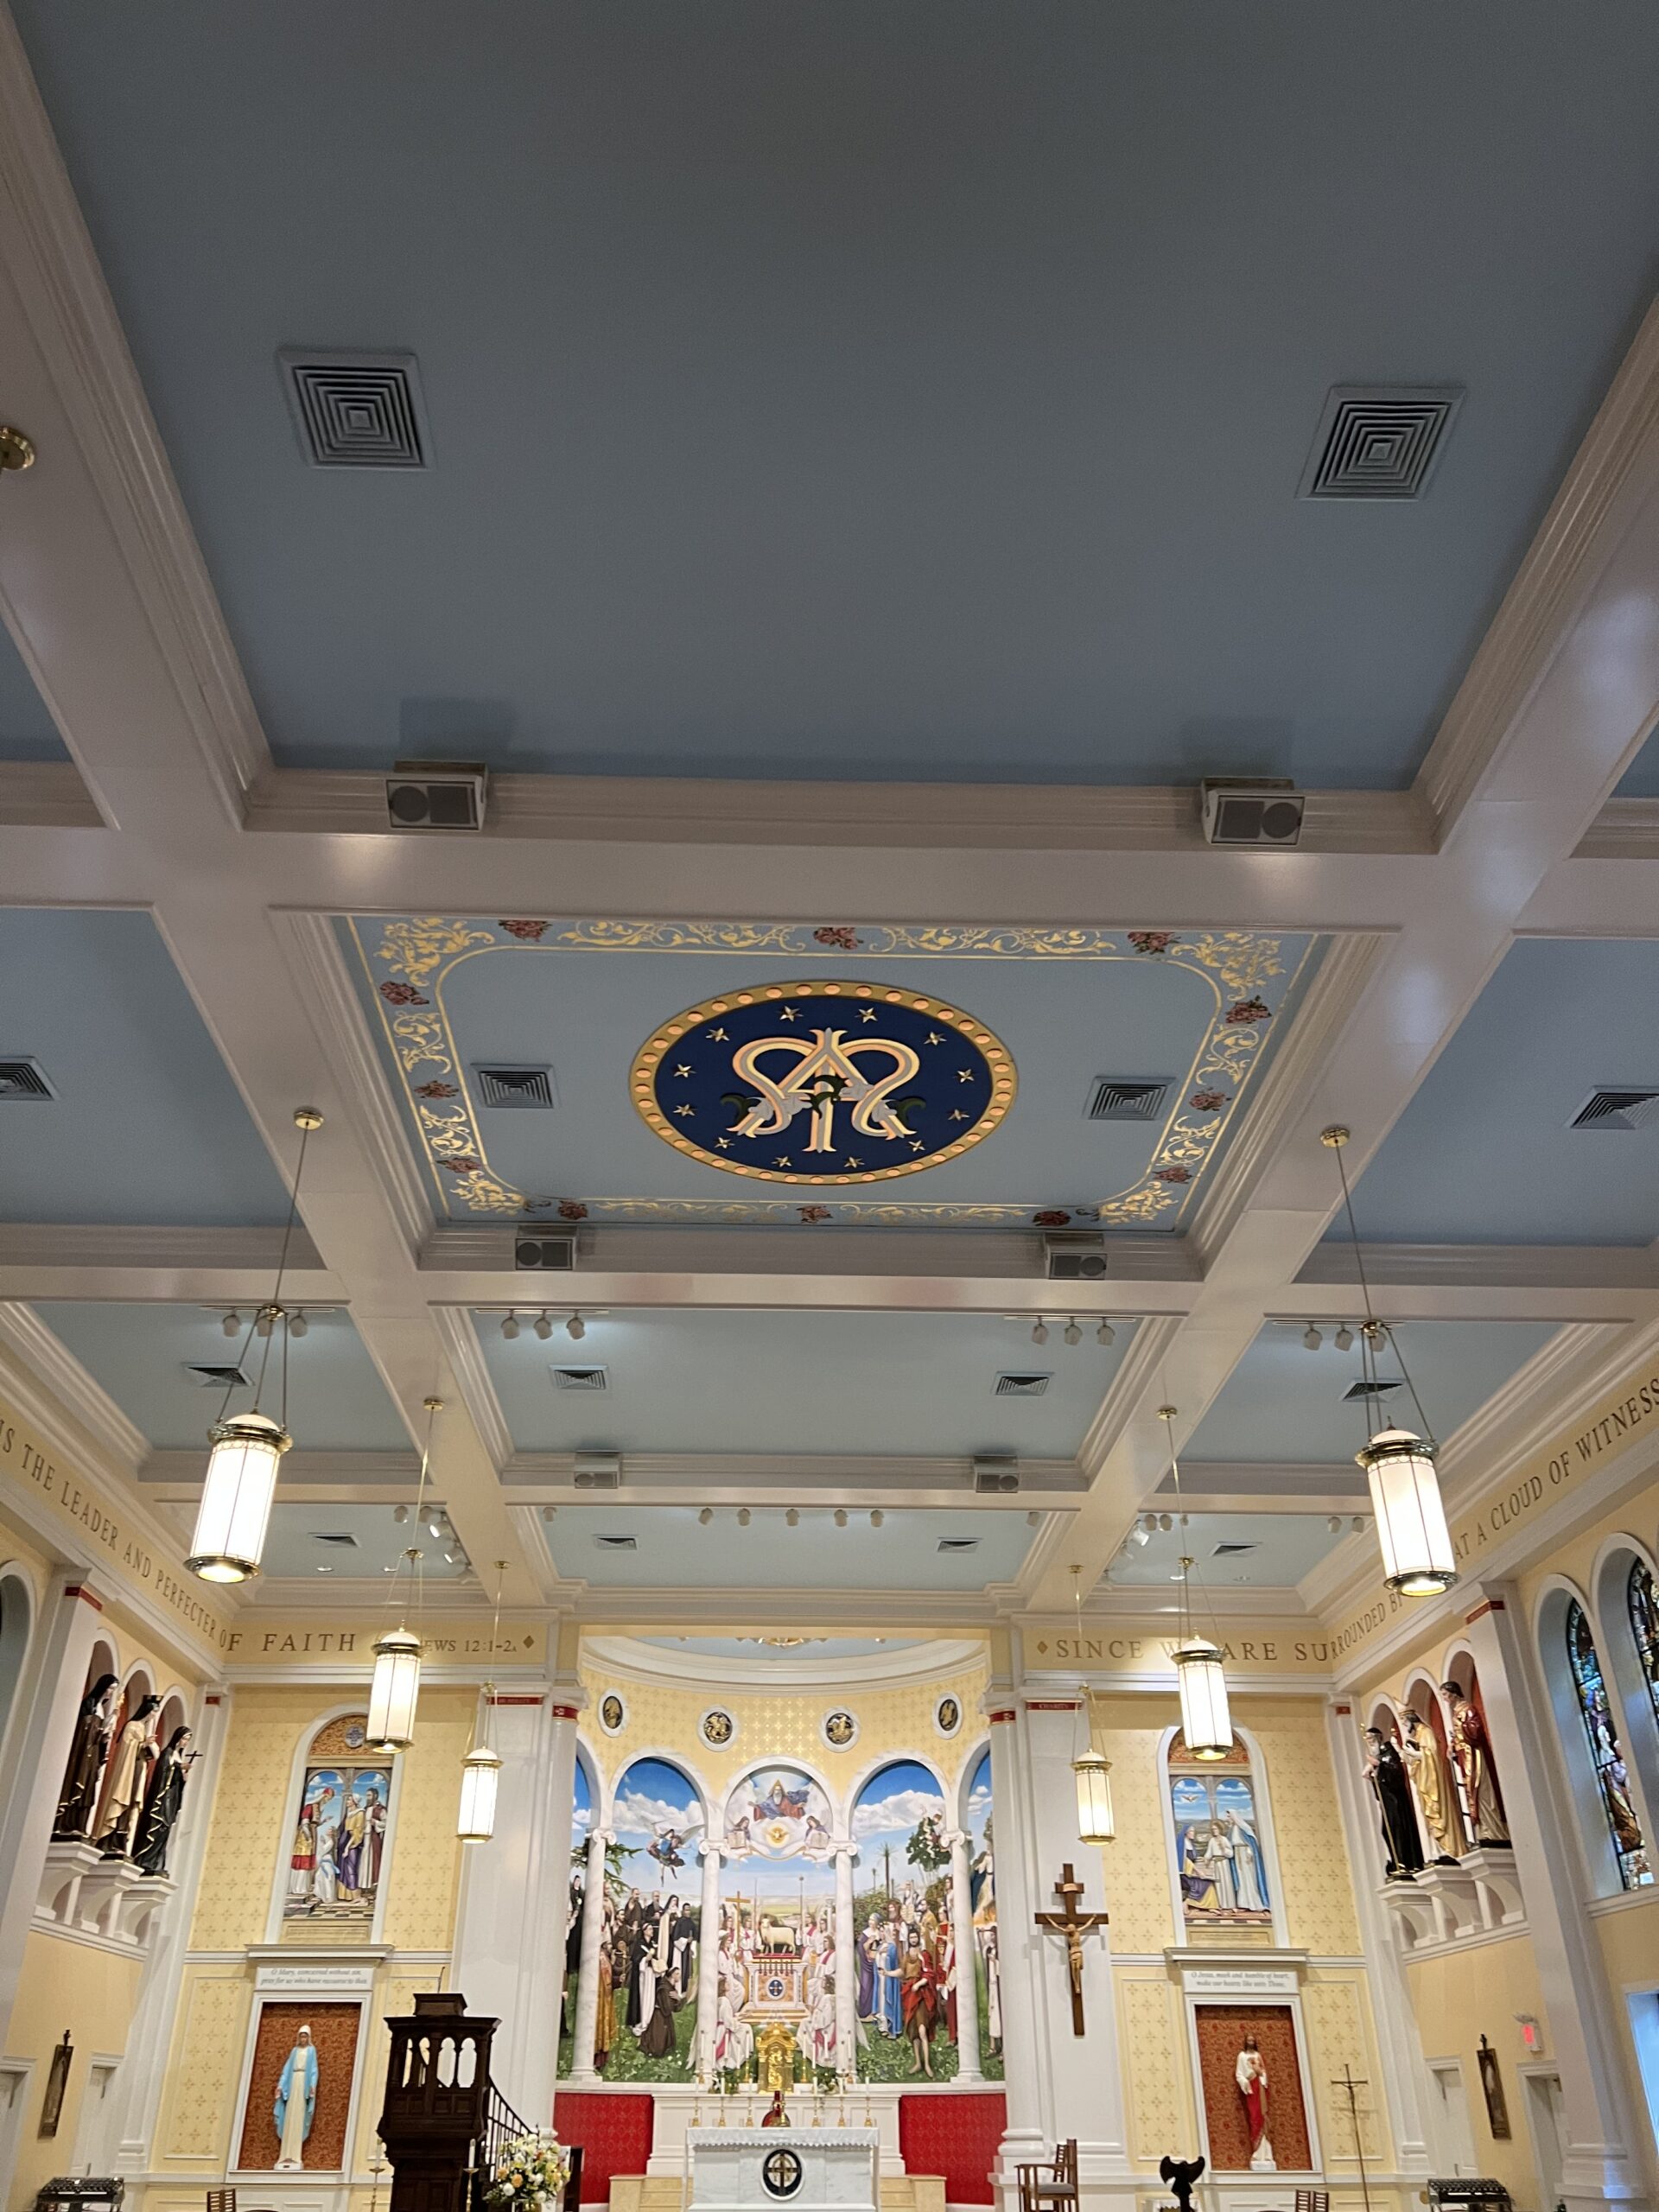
[716,1766,838,2081]
[1168,1732,1271,1927]
[601,1758,703,2079]
[286,1714,391,1927]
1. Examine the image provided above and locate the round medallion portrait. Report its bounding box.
[822,1708,859,1751]
[935,1694,963,1738]
[598,1691,627,1736]
[630,982,1015,1185]
[700,1707,736,1749]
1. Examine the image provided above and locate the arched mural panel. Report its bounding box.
[850,1758,954,2082]
[557,1753,597,2079]
[1167,1732,1272,1927]
[602,1757,704,2080]
[716,1765,838,2082]
[285,1713,392,1928]
[963,1746,1002,2080]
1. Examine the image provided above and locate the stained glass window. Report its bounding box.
[1629,1560,1659,1728]
[1567,1600,1652,1891]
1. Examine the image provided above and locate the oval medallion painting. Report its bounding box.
[632,982,1015,1185]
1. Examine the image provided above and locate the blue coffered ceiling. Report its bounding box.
[13,1,1659,787]
[0,910,292,1227]
[0,626,64,761]
[543,1504,1035,1592]
[346,916,1318,1230]
[1345,940,1659,1247]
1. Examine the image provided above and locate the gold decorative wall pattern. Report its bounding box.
[1119,1976,1190,2162]
[160,1970,251,2162]
[1301,1977,1388,2165]
[1244,1704,1361,1957]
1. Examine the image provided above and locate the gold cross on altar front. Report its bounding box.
[1033,1862,1109,2036]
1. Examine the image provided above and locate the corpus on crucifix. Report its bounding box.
[1033,1863,1109,2036]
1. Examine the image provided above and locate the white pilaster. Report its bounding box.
[696,1837,722,2082]
[1321,1694,1433,2177]
[567,1826,612,2085]
[1463,1580,1652,2210]
[944,1827,982,2083]
[833,1842,856,2080]
[0,1574,109,2045]
[982,1680,1042,2195]
[111,1684,232,2171]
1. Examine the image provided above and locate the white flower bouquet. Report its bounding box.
[485,2128,572,2211]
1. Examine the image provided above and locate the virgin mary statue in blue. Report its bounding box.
[274,2024,318,2169]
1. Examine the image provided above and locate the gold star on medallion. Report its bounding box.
[843,1155,862,1168]
[774,1155,792,1167]
[925,1030,944,1046]
[950,1109,969,1122]
[706,1026,728,1041]
[909,1139,925,1152]
[779,1005,799,1023]
[957,1068,974,1082]
[716,1137,732,1150]
[674,1104,696,1119]
[860,1007,878,1023]
[673,1064,693,1077]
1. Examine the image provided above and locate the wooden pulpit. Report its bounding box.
[378,1991,501,2212]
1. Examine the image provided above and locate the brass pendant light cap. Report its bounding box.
[0,427,35,472]
[293,1106,324,1131]
[1320,1124,1351,1147]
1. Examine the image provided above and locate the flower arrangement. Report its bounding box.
[485,2129,571,2211]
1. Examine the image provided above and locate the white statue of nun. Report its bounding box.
[273,2023,318,2169]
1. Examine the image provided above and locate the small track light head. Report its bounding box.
[566,1313,586,1341]
[1031,1319,1049,1345]
[221,1310,240,1339]
[1334,1324,1354,1351]
[1063,1318,1082,1346]
[1096,1319,1116,1346]
[533,1312,554,1341]
[1303,1324,1322,1351]
[500,1313,520,1340]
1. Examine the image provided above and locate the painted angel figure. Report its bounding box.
[648,1825,687,1874]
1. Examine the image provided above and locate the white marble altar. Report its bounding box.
[686,2127,879,2212]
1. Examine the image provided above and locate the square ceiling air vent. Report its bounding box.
[308,1530,359,1548]
[938,1536,981,1554]
[1299,385,1463,500]
[474,1064,556,1109]
[184,1363,250,1389]
[279,348,429,468]
[0,1057,53,1100]
[551,1366,608,1392]
[1085,1078,1171,1122]
[1571,1089,1659,1131]
[1341,1378,1403,1403]
[994,1373,1051,1396]
[594,1534,637,1551]
[1212,1541,1257,1557]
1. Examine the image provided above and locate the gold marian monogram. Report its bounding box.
[730,1028,922,1151]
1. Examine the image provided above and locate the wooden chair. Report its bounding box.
[206,2193,235,2212]
[1015,2139,1078,2212]
[1294,2193,1331,2212]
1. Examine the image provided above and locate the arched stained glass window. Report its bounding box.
[1567,1600,1653,1891]
[1628,1560,1659,1727]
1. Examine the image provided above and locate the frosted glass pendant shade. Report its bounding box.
[1073,1748,1115,1843]
[1358,1427,1457,1595]
[1174,1637,1233,1759]
[187,1412,289,1582]
[367,1626,423,1751]
[457,1743,503,1840]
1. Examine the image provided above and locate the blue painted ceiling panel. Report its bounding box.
[0,625,66,761]
[14,2,1659,785]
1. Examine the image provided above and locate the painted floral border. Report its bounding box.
[347,917,1315,1230]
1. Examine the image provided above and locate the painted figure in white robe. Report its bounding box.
[1201,1821,1237,1911]
[273,2024,318,2169]
[312,1812,340,1907]
[1224,1809,1268,1913]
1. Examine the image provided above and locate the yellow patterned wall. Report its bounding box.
[5,1933,144,2212]
[579,1649,990,1816]
[1116,1972,1194,2160]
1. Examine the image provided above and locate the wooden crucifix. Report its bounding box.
[1033,1862,1109,2036]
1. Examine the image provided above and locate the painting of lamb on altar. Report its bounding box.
[717,1766,839,2082]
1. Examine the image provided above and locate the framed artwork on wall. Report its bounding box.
[1477,2036,1511,2139]
[38,2032,72,2138]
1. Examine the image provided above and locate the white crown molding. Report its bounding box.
[579,1630,987,1691]
[1574,795,1659,860]
[0,1221,335,1308]
[0,760,103,827]
[0,1300,149,1469]
[1189,931,1389,1268]
[0,0,269,821]
[138,1446,421,1495]
[503,1453,1083,1504]
[1294,1240,1658,1293]
[246,766,1435,855]
[271,912,431,1259]
[566,1583,998,1629]
[1417,293,1659,839]
[430,1302,514,1471]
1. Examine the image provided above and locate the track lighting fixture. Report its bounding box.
[289,1309,308,1339]
[1303,1323,1322,1351]
[500,1313,520,1340]
[785,1508,799,1527]
[736,1507,751,1527]
[567,1313,586,1341]
[188,1108,321,1584]
[1096,1319,1116,1346]
[834,1508,848,1529]
[1325,1126,1456,1596]
[1334,1324,1354,1352]
[427,1512,446,1540]
[1158,1512,1173,1532]
[220,1310,240,1339]
[870,1510,884,1528]
[1064,1317,1082,1346]
[393,1504,409,1525]
[1327,1515,1344,1535]
[1128,1524,1150,1548]
[541,1505,557,1522]
[698,1507,714,1526]
[1032,1319,1049,1346]
[1026,1510,1041,1528]
[533,1312,554,1341]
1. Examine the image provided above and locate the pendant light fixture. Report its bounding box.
[457,1560,509,1842]
[1160,1404,1233,1760]
[1069,1565,1114,1843]
[187,1108,321,1582]
[369,1395,442,1753]
[1324,1126,1457,1597]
